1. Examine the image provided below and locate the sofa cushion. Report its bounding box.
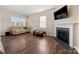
[10,26,31,35]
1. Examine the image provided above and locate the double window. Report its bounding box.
[11,16,26,27]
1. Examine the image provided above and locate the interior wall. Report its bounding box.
[74,24,79,51]
[27,5,79,35]
[74,7,79,51]
[0,16,2,35]
[54,5,78,24]
[27,5,79,52]
[27,8,55,36]
[0,9,27,35]
[54,5,79,51]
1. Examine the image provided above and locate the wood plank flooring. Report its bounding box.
[1,33,78,54]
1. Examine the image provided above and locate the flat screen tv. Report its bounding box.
[54,5,68,20]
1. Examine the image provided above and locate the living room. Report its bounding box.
[0,5,79,54]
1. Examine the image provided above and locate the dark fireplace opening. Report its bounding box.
[56,27,69,44]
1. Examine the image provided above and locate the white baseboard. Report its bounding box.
[74,46,79,53]
[0,33,5,36]
[47,34,54,36]
[48,34,52,36]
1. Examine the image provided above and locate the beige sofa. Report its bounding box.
[10,26,31,35]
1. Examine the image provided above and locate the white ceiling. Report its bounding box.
[0,5,56,16]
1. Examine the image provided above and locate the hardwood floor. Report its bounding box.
[1,33,78,54]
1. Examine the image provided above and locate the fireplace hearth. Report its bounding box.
[56,27,69,44]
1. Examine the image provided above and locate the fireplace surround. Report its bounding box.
[55,23,74,47]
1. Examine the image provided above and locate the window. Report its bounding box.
[11,16,26,27]
[40,16,46,28]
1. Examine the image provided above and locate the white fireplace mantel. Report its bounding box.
[55,22,77,47]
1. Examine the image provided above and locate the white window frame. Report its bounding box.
[40,16,46,28]
[11,16,26,27]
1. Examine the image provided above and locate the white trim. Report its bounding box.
[55,24,74,47]
[47,34,53,36]
[0,33,5,36]
[74,46,79,53]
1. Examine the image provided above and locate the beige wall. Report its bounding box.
[0,9,27,35]
[74,7,79,51]
[74,24,79,50]
[27,5,79,51]
[27,5,79,35]
[54,5,78,24]
[0,16,1,35]
[27,8,55,36]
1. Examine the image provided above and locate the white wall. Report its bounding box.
[0,9,27,35]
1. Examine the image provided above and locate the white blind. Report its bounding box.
[11,16,26,27]
[40,16,46,28]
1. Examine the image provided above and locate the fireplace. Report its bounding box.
[56,27,69,44]
[55,24,74,47]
